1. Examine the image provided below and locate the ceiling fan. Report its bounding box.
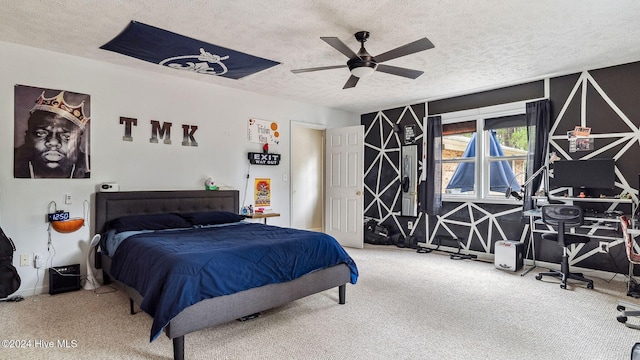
[291,31,434,89]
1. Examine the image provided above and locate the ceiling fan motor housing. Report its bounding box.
[349,31,377,78]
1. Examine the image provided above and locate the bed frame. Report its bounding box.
[94,190,351,360]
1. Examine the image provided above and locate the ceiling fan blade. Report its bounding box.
[291,65,347,74]
[321,37,359,59]
[374,37,434,63]
[343,75,359,89]
[376,64,424,79]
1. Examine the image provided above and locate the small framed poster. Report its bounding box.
[248,118,280,145]
[254,178,271,207]
[404,125,416,144]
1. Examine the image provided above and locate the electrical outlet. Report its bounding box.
[598,241,608,253]
[20,254,29,267]
[64,193,72,204]
[33,253,44,269]
[407,221,413,230]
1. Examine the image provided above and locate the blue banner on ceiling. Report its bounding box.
[100,21,280,80]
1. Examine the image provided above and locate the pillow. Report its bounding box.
[107,213,192,233]
[179,211,244,226]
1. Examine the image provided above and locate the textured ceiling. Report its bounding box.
[2,1,640,114]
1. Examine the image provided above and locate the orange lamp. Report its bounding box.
[51,218,84,233]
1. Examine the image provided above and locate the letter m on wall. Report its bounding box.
[150,120,172,144]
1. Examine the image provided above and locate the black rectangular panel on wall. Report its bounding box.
[428,80,545,115]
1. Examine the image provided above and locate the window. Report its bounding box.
[442,120,477,195]
[439,103,528,201]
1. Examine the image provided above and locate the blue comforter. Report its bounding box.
[109,222,358,341]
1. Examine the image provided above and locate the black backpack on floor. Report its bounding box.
[364,219,393,245]
[0,227,20,298]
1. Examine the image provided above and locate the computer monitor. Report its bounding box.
[550,158,615,190]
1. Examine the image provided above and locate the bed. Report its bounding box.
[94,190,358,360]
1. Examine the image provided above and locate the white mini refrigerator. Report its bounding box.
[494,240,524,271]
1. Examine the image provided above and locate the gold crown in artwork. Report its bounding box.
[30,90,89,129]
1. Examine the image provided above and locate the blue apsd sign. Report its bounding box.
[101,21,280,80]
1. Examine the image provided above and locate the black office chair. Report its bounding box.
[535,205,594,290]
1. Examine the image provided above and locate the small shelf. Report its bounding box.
[245,212,280,219]
[244,212,280,224]
[534,196,636,226]
[548,196,633,204]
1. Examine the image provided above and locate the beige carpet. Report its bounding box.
[2,245,639,360]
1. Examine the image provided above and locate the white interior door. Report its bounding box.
[325,125,364,248]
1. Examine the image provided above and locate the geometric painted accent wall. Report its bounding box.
[362,103,425,240]
[550,66,640,203]
[363,60,640,275]
[547,61,640,273]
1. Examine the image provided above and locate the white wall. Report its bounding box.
[0,41,358,296]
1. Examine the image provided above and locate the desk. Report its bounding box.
[245,212,280,224]
[522,207,628,276]
[541,195,636,228]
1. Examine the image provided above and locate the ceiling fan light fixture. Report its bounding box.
[349,63,377,78]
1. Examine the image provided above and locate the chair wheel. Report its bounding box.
[617,305,626,312]
[535,274,542,280]
[560,284,567,289]
[587,283,594,289]
[617,315,628,323]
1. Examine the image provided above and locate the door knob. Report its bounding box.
[356,191,362,196]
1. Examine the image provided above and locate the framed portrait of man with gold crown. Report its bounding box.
[14,85,90,179]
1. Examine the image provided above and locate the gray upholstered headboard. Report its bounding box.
[94,190,239,233]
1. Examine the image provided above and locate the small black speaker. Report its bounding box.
[48,264,81,295]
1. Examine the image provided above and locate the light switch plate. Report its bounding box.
[20,254,29,267]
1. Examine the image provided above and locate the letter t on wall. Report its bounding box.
[120,117,137,142]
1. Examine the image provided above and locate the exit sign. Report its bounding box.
[248,152,281,165]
